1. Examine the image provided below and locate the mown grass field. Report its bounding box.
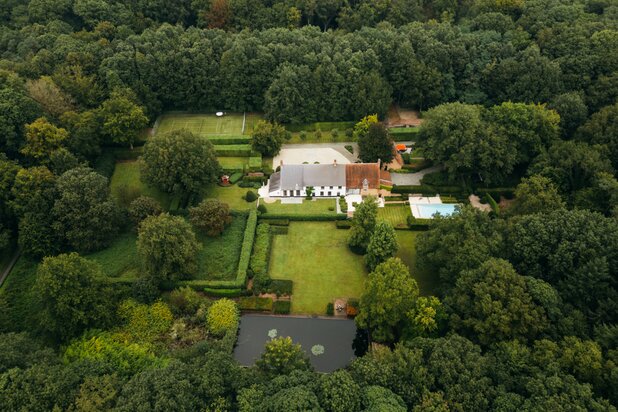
[378,204,411,228]
[203,184,257,210]
[110,161,177,209]
[269,222,366,315]
[395,230,438,296]
[262,198,337,215]
[156,112,263,137]
[196,214,247,281]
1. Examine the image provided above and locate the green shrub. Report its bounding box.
[314,129,322,139]
[420,170,455,186]
[204,135,250,145]
[238,181,254,188]
[273,300,291,314]
[391,185,463,195]
[299,130,307,141]
[407,215,432,230]
[94,151,116,178]
[206,298,239,336]
[267,279,293,296]
[326,302,334,316]
[338,197,348,213]
[238,296,273,312]
[168,286,204,316]
[257,204,268,214]
[245,190,257,202]
[253,271,271,294]
[345,128,353,138]
[344,145,354,154]
[229,172,243,184]
[336,220,352,229]
[250,223,271,279]
[401,153,411,164]
[331,129,339,141]
[478,187,515,200]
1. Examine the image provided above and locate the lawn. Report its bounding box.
[0,258,39,332]
[262,198,337,215]
[218,156,251,170]
[86,233,140,281]
[203,184,257,210]
[196,214,247,280]
[269,222,367,315]
[395,230,439,296]
[110,161,177,209]
[378,204,411,228]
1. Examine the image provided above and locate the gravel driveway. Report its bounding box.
[390,165,443,186]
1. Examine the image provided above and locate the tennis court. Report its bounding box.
[156,113,246,136]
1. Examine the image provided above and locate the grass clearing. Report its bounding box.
[196,214,247,281]
[218,157,251,170]
[395,230,438,296]
[262,198,337,215]
[203,184,257,210]
[110,161,177,209]
[87,233,140,281]
[269,222,366,315]
[0,258,39,332]
[378,204,411,228]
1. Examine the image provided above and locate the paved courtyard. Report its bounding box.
[273,143,358,167]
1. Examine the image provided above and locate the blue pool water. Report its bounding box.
[417,204,457,218]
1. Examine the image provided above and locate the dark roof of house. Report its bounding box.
[345,163,380,189]
[280,164,346,190]
[269,171,281,192]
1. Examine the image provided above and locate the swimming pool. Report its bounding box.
[416,203,457,219]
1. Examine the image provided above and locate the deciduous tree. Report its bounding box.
[358,123,394,164]
[206,298,239,336]
[348,196,378,253]
[356,258,419,343]
[189,199,232,236]
[98,93,148,149]
[21,117,69,162]
[364,221,398,271]
[137,213,199,282]
[507,175,565,216]
[257,336,311,376]
[446,258,548,345]
[34,253,112,341]
[141,130,220,196]
[251,120,286,157]
[53,167,120,253]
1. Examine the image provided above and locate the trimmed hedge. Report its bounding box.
[267,279,293,296]
[236,209,258,285]
[238,296,273,312]
[388,127,420,141]
[229,172,243,184]
[336,220,352,229]
[205,135,250,144]
[243,175,266,183]
[261,213,347,221]
[203,287,246,297]
[326,302,334,316]
[273,300,291,314]
[259,219,290,226]
[270,226,289,235]
[250,223,271,279]
[214,144,253,157]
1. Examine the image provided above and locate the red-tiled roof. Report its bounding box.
[346,163,380,189]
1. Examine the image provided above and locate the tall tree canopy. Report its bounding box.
[141,130,220,196]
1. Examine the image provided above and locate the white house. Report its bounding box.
[266,160,388,198]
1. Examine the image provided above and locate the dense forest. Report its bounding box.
[0,0,617,410]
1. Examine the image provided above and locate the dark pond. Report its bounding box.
[234,314,358,372]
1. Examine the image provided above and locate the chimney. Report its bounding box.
[377,159,381,168]
[333,159,337,167]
